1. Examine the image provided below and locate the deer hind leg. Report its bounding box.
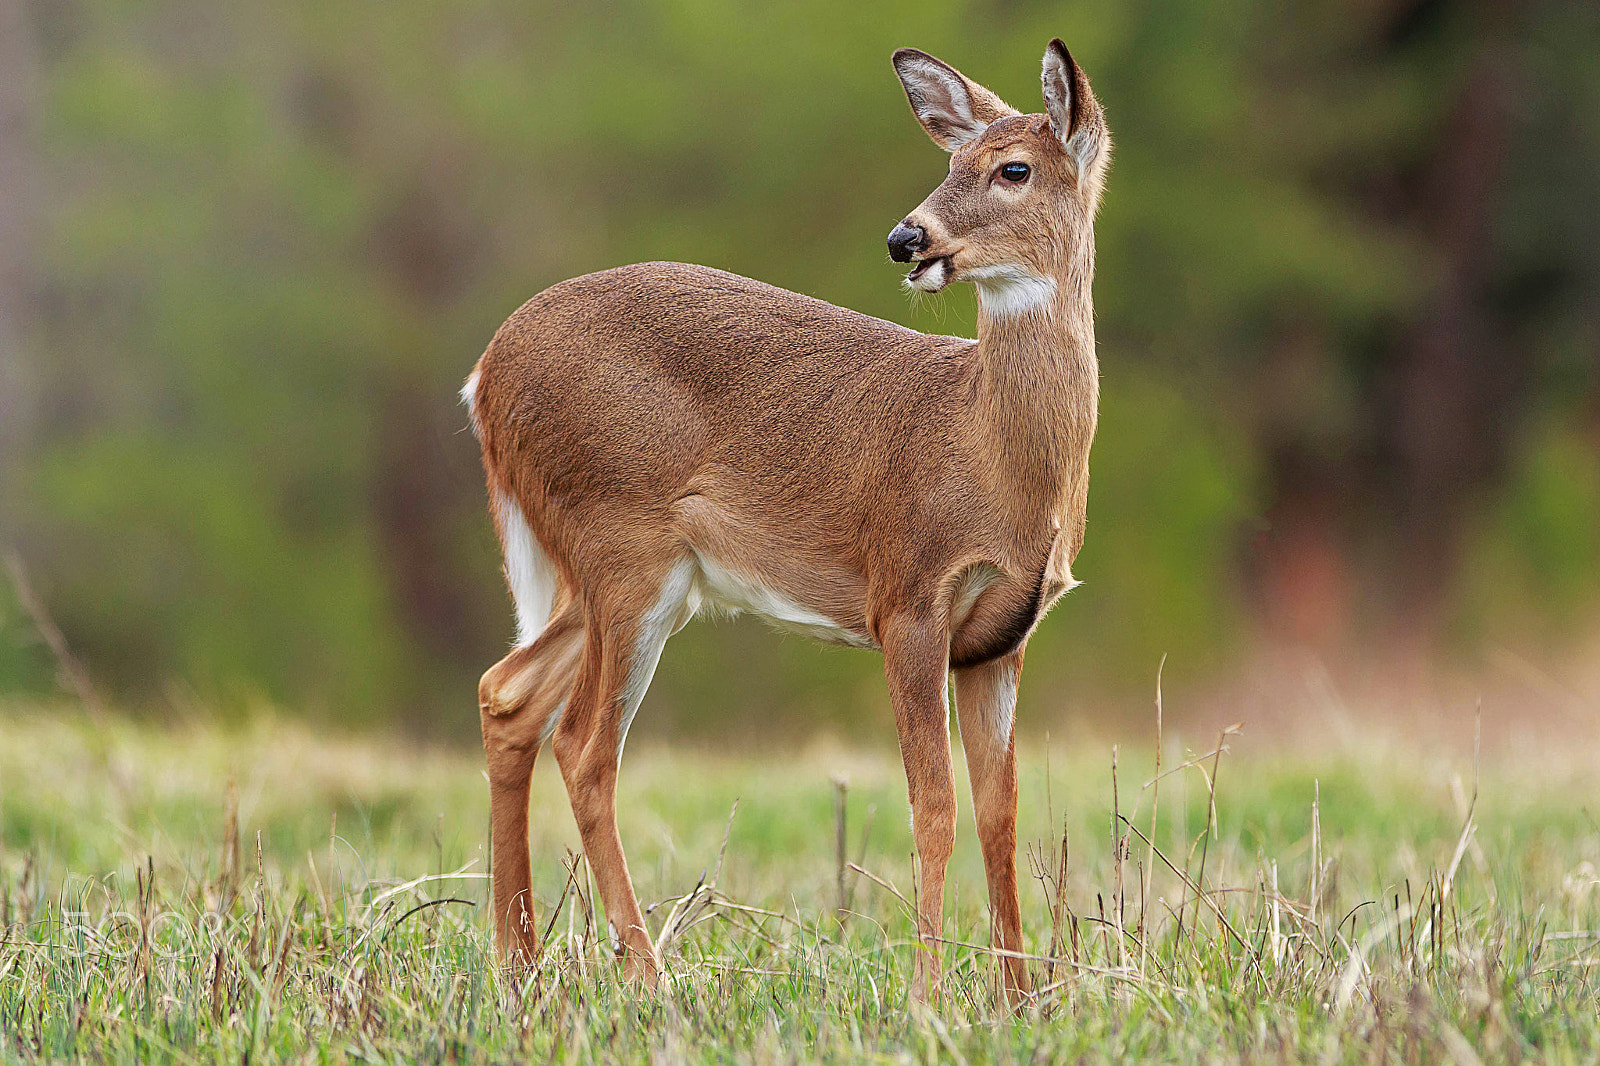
[881,615,958,1005]
[479,598,585,967]
[954,648,1032,1005]
[478,483,586,965]
[550,557,695,986]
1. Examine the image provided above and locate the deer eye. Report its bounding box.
[998,162,1030,184]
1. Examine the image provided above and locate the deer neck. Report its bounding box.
[967,253,1099,527]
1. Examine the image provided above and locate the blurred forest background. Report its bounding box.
[0,0,1596,741]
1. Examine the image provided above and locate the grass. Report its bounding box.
[1,701,1598,1063]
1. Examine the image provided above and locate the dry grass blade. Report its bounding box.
[1188,724,1241,935]
[848,862,916,922]
[384,897,475,942]
[1143,656,1165,974]
[833,778,849,917]
[1110,744,1127,969]
[540,854,582,947]
[711,799,739,887]
[1118,816,1250,952]
[653,801,740,960]
[1440,709,1481,905]
[1310,779,1321,926]
[651,870,708,961]
[1334,904,1412,1012]
[1139,743,1235,792]
[364,861,485,913]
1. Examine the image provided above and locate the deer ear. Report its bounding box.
[893,48,1018,152]
[1041,39,1108,181]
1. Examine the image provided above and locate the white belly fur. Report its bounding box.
[688,551,873,648]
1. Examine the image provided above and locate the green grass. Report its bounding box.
[1,702,1598,1063]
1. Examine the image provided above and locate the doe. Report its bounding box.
[463,39,1110,1003]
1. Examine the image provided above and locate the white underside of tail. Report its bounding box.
[494,489,558,647]
[464,371,558,648]
[460,369,481,432]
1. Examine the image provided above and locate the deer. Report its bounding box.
[461,39,1109,1005]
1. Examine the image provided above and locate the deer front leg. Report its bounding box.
[954,648,1032,1005]
[881,615,957,1005]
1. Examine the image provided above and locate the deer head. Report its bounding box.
[887,40,1110,316]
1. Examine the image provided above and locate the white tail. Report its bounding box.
[464,38,1110,1004]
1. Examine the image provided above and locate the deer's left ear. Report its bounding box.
[1041,39,1108,183]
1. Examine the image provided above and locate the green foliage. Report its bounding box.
[0,581,52,698]
[5,0,1597,725]
[1456,413,1600,646]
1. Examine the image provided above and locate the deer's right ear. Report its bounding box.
[893,48,1018,152]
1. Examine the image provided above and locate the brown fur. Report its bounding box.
[467,40,1109,1006]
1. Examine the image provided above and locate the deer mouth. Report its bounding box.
[905,255,953,292]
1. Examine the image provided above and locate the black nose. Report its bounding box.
[887,223,927,263]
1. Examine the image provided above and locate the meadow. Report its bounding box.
[1,701,1597,1064]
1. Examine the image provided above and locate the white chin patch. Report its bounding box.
[904,256,951,293]
[967,264,1057,317]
